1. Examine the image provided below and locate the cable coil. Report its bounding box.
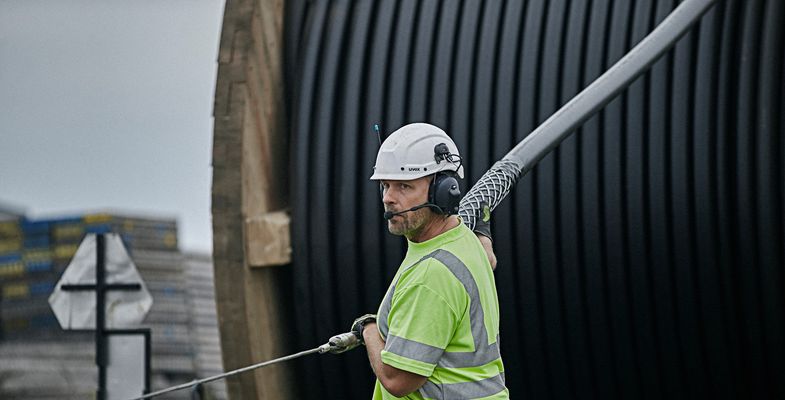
[285,1,785,398]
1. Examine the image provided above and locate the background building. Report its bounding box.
[0,212,226,399]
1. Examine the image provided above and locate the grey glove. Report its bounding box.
[350,313,377,344]
[473,201,492,242]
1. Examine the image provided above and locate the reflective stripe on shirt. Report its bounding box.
[378,249,506,399]
[429,249,501,369]
[420,373,506,399]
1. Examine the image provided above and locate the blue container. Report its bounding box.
[29,281,55,296]
[26,261,53,273]
[48,216,82,224]
[23,247,53,274]
[85,223,113,234]
[0,253,22,264]
[23,234,50,248]
[0,253,24,280]
[19,219,50,235]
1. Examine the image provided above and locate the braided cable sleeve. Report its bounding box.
[459,159,521,230]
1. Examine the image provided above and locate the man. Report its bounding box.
[352,123,509,399]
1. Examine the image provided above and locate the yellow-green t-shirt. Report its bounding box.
[373,221,509,400]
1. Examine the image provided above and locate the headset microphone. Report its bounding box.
[383,203,439,220]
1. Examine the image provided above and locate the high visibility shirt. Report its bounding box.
[373,221,509,400]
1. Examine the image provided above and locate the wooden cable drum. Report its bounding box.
[214,0,785,398]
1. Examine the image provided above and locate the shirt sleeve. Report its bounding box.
[381,283,459,377]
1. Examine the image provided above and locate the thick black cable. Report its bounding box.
[458,0,717,229]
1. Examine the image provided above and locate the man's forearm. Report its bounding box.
[477,234,497,270]
[362,322,428,397]
[363,322,387,380]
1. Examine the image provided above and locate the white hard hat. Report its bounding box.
[370,123,464,181]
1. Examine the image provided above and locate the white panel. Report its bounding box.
[107,334,146,400]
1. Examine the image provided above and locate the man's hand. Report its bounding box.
[351,314,377,344]
[477,234,497,270]
[473,202,497,270]
[362,322,428,397]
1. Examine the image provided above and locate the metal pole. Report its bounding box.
[61,234,149,399]
[96,233,107,400]
[144,329,151,394]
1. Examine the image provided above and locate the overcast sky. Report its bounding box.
[0,0,225,253]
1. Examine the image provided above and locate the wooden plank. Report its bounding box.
[244,211,291,267]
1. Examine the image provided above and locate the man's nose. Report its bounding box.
[381,186,395,205]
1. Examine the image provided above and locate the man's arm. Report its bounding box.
[473,202,497,270]
[476,234,497,270]
[362,322,428,397]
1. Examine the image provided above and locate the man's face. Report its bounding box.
[380,176,433,237]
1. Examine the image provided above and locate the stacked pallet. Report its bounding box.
[0,339,96,399]
[184,252,227,400]
[0,216,94,398]
[0,213,204,399]
[0,218,64,341]
[132,249,194,375]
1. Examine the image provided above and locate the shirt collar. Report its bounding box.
[406,217,465,250]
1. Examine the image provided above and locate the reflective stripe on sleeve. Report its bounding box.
[384,334,445,365]
[378,283,395,339]
[419,373,506,399]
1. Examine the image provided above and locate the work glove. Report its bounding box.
[473,201,493,242]
[326,314,376,354]
[350,313,377,344]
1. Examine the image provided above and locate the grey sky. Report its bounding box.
[0,0,225,253]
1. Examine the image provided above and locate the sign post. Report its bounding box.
[49,233,153,400]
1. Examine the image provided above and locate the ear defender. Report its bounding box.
[428,172,462,215]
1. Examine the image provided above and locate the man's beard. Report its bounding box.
[386,207,430,238]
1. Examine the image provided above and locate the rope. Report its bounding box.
[130,346,324,400]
